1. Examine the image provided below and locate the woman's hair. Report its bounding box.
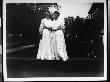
[45,11,50,18]
[54,11,60,16]
[45,11,50,15]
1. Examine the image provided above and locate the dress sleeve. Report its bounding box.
[60,19,65,30]
[39,19,44,34]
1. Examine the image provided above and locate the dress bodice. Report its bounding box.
[52,18,65,30]
[40,18,65,31]
[42,18,53,29]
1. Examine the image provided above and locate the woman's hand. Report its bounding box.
[52,27,57,30]
[39,28,43,34]
[57,26,62,30]
[58,26,65,32]
[48,27,52,31]
[39,32,42,35]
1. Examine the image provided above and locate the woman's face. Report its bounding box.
[45,12,50,18]
[53,14,59,20]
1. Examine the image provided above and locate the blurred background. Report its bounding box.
[6,3,104,59]
[5,2,105,78]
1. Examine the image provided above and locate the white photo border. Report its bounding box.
[3,0,107,81]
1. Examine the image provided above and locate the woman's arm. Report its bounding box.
[58,21,65,32]
[39,19,44,35]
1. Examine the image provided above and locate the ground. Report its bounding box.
[6,57,104,77]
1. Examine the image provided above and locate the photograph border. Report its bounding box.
[3,0,107,81]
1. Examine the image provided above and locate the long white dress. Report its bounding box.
[37,18,68,61]
[37,18,54,60]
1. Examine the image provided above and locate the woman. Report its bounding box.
[37,11,68,61]
[37,11,55,60]
[51,11,69,61]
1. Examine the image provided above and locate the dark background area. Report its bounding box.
[6,3,58,42]
[6,3,104,59]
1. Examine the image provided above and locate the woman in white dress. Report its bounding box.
[51,11,69,61]
[37,11,55,60]
[37,11,69,61]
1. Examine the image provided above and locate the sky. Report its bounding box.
[58,1,92,18]
[48,0,93,19]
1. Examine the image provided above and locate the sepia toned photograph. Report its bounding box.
[3,0,107,81]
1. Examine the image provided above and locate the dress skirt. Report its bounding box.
[37,29,68,61]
